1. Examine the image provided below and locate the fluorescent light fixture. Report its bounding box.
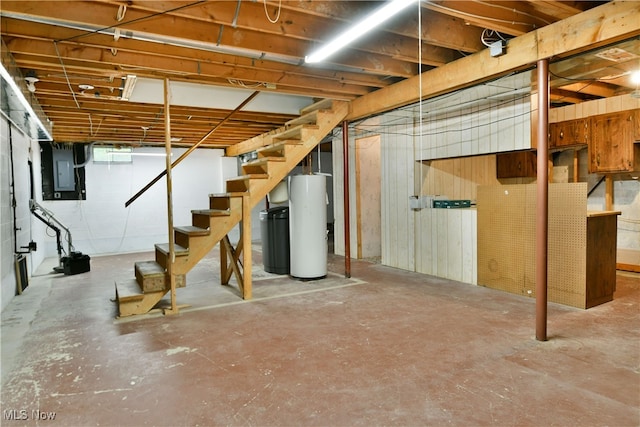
[0,63,53,140]
[121,74,137,100]
[631,70,640,85]
[305,0,417,63]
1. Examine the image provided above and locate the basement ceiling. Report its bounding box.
[1,0,637,148]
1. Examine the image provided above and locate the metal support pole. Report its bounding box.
[536,59,549,341]
[342,120,351,278]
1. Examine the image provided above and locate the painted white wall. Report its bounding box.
[37,147,231,256]
[1,116,46,312]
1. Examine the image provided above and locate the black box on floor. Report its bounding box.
[62,252,91,275]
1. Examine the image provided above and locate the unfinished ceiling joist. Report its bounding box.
[348,1,640,121]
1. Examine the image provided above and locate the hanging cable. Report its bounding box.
[54,41,94,135]
[116,4,127,21]
[424,1,537,28]
[263,0,282,24]
[57,1,205,43]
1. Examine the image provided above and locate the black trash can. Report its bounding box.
[260,206,290,274]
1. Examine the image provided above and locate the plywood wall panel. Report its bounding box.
[477,185,529,296]
[477,183,589,308]
[420,155,500,201]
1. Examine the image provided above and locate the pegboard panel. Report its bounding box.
[547,183,587,308]
[478,183,588,308]
[478,185,528,296]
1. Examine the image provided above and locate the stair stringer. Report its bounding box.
[243,100,350,210]
[167,201,243,276]
[116,100,349,316]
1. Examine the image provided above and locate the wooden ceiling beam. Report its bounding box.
[1,18,394,89]
[423,1,544,36]
[0,0,419,78]
[107,0,457,67]
[5,36,376,93]
[349,1,640,121]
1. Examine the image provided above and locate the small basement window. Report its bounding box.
[92,146,132,163]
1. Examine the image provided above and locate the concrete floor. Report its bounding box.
[1,245,639,426]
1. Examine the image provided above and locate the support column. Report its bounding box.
[163,78,178,315]
[605,175,614,211]
[241,194,252,299]
[342,120,351,278]
[536,59,549,341]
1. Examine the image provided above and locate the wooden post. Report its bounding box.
[536,59,549,341]
[605,175,613,210]
[241,194,252,299]
[163,78,178,315]
[573,150,579,182]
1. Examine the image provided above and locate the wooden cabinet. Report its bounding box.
[550,118,589,148]
[589,110,640,173]
[585,211,619,308]
[496,151,537,178]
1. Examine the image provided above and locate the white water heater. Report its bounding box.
[289,174,327,278]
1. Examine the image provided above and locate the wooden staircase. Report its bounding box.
[114,99,349,317]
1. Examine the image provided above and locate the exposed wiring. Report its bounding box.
[264,0,282,24]
[549,69,628,82]
[56,1,206,43]
[116,4,127,22]
[479,1,552,26]
[481,29,508,47]
[424,1,538,28]
[54,41,95,135]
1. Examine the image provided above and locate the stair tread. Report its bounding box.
[135,260,165,277]
[285,110,319,127]
[256,141,288,153]
[256,153,286,161]
[115,279,144,302]
[300,98,333,115]
[209,192,244,198]
[174,225,210,236]
[191,209,231,216]
[242,158,268,167]
[227,175,250,182]
[155,243,189,256]
[272,124,318,141]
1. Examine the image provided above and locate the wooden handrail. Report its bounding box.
[125,90,261,207]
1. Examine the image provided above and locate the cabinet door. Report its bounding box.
[496,151,537,178]
[590,112,634,172]
[551,119,589,148]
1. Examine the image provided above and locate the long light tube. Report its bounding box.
[305,0,417,64]
[0,63,53,140]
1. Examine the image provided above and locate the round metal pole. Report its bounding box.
[536,59,549,341]
[342,120,351,278]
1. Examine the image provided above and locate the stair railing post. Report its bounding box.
[241,194,252,299]
[164,78,178,315]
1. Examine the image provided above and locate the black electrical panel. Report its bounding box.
[40,142,87,201]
